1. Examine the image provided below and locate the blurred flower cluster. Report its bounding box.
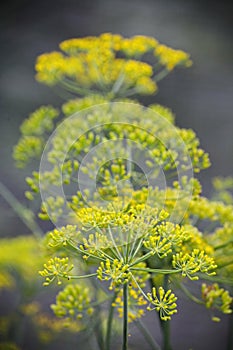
[0,236,81,349]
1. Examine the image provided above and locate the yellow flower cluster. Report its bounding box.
[13,106,59,168]
[47,225,80,249]
[13,135,43,168]
[143,234,172,259]
[189,197,233,223]
[35,33,191,97]
[182,226,214,256]
[36,45,156,94]
[155,44,192,71]
[202,283,232,317]
[147,287,177,321]
[62,94,110,115]
[36,52,67,85]
[208,223,233,278]
[81,231,112,255]
[51,283,94,321]
[120,35,158,57]
[97,259,130,290]
[172,249,217,280]
[39,257,74,286]
[20,106,59,136]
[76,206,136,229]
[143,222,189,258]
[212,176,233,205]
[76,203,158,230]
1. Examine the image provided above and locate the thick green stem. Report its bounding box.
[93,307,104,350]
[161,319,171,350]
[122,283,128,350]
[105,292,117,350]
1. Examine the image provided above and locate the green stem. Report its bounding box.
[93,307,105,350]
[178,282,203,305]
[128,236,144,262]
[131,273,149,301]
[198,273,233,286]
[214,240,233,250]
[154,69,169,82]
[90,278,105,350]
[130,267,181,275]
[59,78,95,96]
[227,311,233,350]
[121,87,139,97]
[217,260,233,269]
[106,225,122,261]
[136,319,161,350]
[161,319,171,350]
[66,272,97,280]
[0,181,43,238]
[122,283,128,350]
[105,291,118,350]
[67,241,106,262]
[129,252,154,266]
[111,72,125,95]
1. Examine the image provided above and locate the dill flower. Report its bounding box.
[35,33,192,97]
[51,283,94,320]
[202,283,232,316]
[13,32,233,350]
[39,257,74,286]
[147,287,177,321]
[155,44,192,71]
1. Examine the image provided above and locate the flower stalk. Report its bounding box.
[123,282,129,350]
[105,291,117,350]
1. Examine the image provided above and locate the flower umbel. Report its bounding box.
[35,33,192,98]
[51,283,94,321]
[172,250,217,280]
[97,259,130,290]
[202,283,232,316]
[147,287,177,321]
[39,257,74,286]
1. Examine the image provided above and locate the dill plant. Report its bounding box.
[13,34,233,350]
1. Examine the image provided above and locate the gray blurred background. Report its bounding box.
[0,0,232,349]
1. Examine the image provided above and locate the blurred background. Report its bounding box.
[0,0,232,349]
